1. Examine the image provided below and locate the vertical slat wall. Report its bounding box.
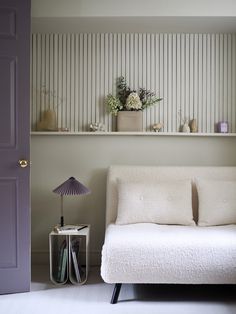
[31,33,236,132]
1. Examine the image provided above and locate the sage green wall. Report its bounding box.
[30,0,236,266]
[31,134,236,264]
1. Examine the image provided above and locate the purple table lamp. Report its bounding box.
[53,177,91,227]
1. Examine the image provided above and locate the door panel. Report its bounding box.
[0,56,16,147]
[0,179,17,268]
[0,0,30,294]
[0,8,16,39]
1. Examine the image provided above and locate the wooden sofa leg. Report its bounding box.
[110,283,122,304]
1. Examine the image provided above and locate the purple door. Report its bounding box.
[0,0,30,294]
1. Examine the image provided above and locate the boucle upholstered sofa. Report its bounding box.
[101,166,236,303]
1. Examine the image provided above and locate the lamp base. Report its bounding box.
[60,216,64,227]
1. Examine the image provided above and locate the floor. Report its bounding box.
[1,265,236,314]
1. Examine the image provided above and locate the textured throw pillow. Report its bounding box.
[115,180,195,225]
[196,179,236,226]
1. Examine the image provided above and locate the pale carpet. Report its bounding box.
[0,265,236,314]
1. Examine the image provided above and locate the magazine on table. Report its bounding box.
[70,238,85,282]
[57,240,67,283]
[54,225,87,234]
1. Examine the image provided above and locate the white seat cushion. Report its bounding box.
[101,223,236,284]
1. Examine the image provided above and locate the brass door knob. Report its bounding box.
[18,159,29,168]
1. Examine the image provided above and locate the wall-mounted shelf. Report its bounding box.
[32,17,236,34]
[31,132,236,137]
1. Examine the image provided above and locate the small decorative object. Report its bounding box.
[178,110,190,133]
[106,76,162,131]
[37,109,57,131]
[58,127,69,132]
[53,177,91,227]
[189,119,198,133]
[152,123,163,132]
[89,122,106,132]
[182,120,190,133]
[217,121,228,133]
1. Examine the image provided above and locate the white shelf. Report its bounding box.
[31,131,236,137]
[32,17,236,34]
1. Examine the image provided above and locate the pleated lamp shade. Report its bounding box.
[53,177,91,227]
[53,177,91,195]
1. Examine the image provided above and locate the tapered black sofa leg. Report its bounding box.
[110,283,122,304]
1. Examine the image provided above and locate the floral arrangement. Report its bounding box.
[106,94,123,116]
[106,76,162,116]
[40,85,65,109]
[126,92,142,110]
[36,85,66,131]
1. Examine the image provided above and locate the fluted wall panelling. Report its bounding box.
[31,33,236,132]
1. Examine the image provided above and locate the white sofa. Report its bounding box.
[101,165,236,303]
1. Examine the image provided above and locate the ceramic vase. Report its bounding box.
[37,109,57,131]
[117,111,143,132]
[182,122,190,133]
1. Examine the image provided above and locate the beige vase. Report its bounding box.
[190,119,198,133]
[37,109,57,131]
[117,111,143,132]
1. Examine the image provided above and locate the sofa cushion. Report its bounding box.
[115,180,195,226]
[101,223,236,284]
[196,179,236,226]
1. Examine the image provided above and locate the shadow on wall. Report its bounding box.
[81,167,108,243]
